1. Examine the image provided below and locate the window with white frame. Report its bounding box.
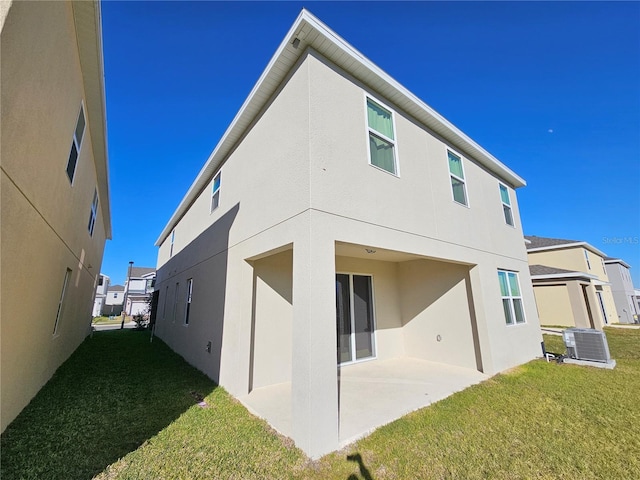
[211,172,221,212]
[54,269,72,334]
[87,189,99,236]
[584,250,591,270]
[499,184,514,226]
[66,104,86,184]
[170,230,175,258]
[448,150,468,206]
[366,98,397,175]
[497,270,525,325]
[185,278,193,325]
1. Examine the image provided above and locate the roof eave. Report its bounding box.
[72,1,112,239]
[155,8,526,246]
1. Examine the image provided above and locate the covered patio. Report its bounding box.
[239,356,488,447]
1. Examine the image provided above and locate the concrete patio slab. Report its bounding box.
[239,357,488,450]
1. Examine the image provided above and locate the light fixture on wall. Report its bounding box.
[292,37,300,48]
[365,249,376,254]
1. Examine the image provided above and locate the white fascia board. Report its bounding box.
[155,8,527,246]
[604,258,631,269]
[531,272,599,281]
[527,242,608,258]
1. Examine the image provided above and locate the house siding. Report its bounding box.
[1,1,108,432]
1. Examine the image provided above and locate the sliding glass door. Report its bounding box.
[336,273,376,365]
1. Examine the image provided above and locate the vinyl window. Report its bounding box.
[584,250,591,270]
[211,173,221,212]
[499,184,514,226]
[448,150,468,206]
[87,189,99,236]
[66,104,86,184]
[366,98,398,175]
[170,230,175,258]
[498,270,525,325]
[185,278,193,325]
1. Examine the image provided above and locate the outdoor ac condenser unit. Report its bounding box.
[562,328,611,363]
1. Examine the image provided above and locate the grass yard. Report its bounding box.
[2,329,639,479]
[92,316,127,325]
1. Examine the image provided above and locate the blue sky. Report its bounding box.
[100,1,640,286]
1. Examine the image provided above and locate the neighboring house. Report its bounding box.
[526,236,618,329]
[604,258,639,324]
[103,285,125,317]
[635,289,640,316]
[123,267,156,317]
[153,9,542,457]
[1,0,110,432]
[92,274,110,317]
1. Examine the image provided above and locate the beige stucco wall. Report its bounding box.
[251,250,293,389]
[398,259,478,370]
[532,284,575,327]
[154,48,543,457]
[528,247,609,282]
[1,1,108,432]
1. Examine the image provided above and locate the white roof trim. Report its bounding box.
[604,258,631,269]
[531,272,599,281]
[155,8,527,246]
[527,242,608,258]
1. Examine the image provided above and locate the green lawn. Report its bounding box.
[2,329,639,479]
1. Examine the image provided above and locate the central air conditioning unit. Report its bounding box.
[562,328,611,363]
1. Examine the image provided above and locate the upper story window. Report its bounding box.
[447,150,468,206]
[170,229,175,258]
[499,184,514,226]
[66,104,86,184]
[366,98,398,175]
[87,189,99,236]
[498,270,525,325]
[211,172,221,213]
[584,250,591,270]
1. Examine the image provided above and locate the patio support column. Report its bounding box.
[468,264,497,375]
[291,214,338,458]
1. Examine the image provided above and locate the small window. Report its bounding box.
[584,250,591,270]
[54,269,72,334]
[173,282,179,322]
[170,230,175,258]
[185,278,193,325]
[113,292,118,298]
[66,105,85,184]
[211,172,221,212]
[366,98,397,175]
[499,184,514,226]
[497,270,525,325]
[87,189,99,236]
[98,276,104,286]
[448,150,468,206]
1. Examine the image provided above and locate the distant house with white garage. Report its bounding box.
[103,284,124,316]
[153,9,543,458]
[92,274,110,317]
[123,267,155,317]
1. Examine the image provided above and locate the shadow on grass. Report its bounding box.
[1,330,217,480]
[346,453,374,480]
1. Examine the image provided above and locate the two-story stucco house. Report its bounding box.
[124,267,156,317]
[153,9,542,457]
[526,236,618,329]
[604,258,638,324]
[92,274,110,317]
[1,0,110,432]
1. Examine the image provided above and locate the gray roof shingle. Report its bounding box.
[524,235,580,250]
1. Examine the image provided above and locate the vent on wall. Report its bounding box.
[563,328,611,363]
